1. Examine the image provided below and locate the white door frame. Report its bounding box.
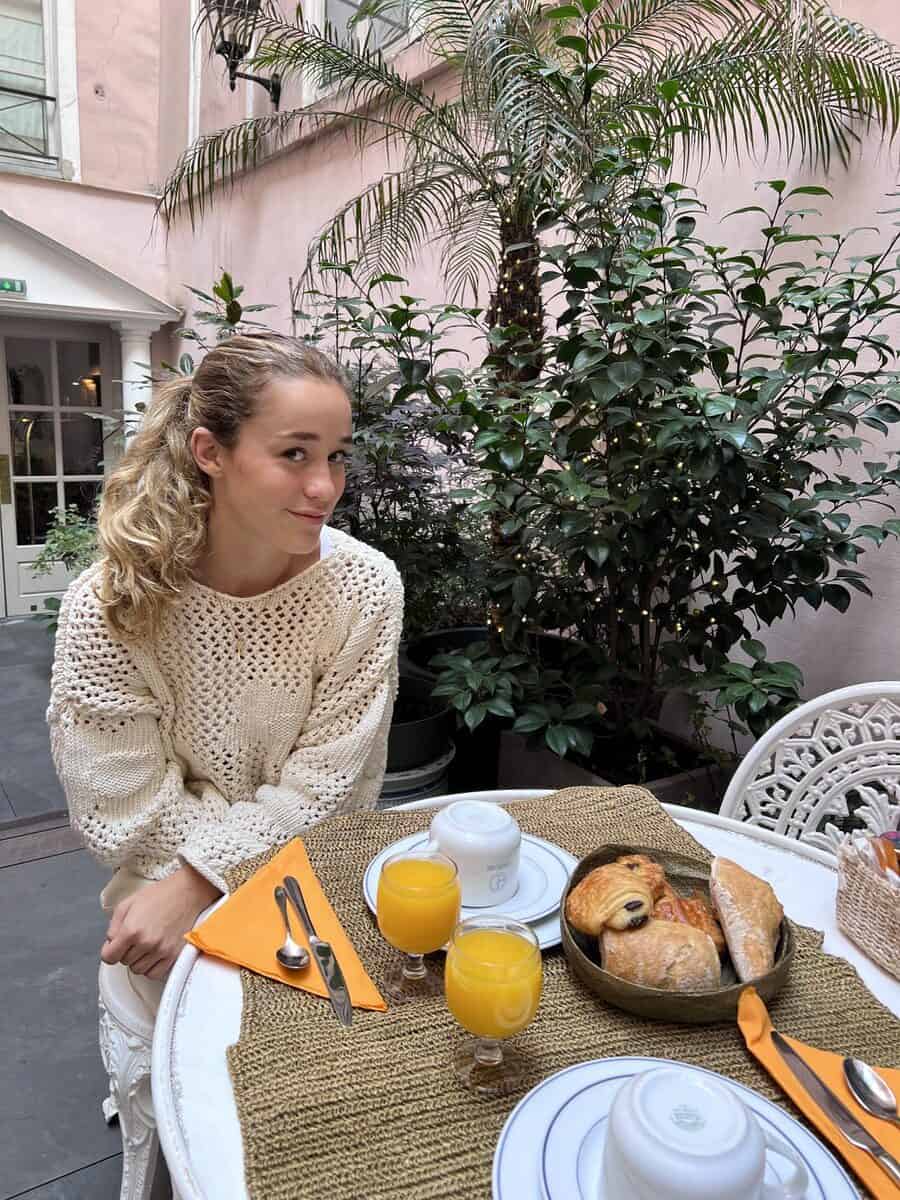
[0,315,118,617]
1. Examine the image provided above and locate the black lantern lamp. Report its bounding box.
[202,1,281,109]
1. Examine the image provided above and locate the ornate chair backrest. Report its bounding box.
[718,683,900,856]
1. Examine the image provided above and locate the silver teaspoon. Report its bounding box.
[274,885,309,971]
[843,1057,900,1128]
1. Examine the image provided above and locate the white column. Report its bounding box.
[116,325,154,439]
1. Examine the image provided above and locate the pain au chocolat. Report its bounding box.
[565,863,654,935]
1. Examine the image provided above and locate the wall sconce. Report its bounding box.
[202,0,281,110]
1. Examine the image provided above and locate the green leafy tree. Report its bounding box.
[444,156,900,760]
[297,265,492,635]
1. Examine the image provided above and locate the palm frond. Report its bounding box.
[442,197,500,301]
[601,2,900,169]
[587,0,762,80]
[306,163,478,286]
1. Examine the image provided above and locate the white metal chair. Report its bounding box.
[718,682,900,855]
[99,960,165,1200]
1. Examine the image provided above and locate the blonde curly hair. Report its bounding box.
[96,333,348,639]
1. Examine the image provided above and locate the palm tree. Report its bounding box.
[160,0,900,361]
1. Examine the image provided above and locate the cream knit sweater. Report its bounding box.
[48,528,403,894]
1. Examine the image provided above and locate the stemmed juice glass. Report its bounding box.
[376,848,460,1002]
[444,914,542,1097]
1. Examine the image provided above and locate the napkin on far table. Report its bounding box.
[738,987,900,1198]
[186,837,388,1012]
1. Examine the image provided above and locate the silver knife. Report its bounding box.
[771,1030,900,1186]
[283,874,353,1028]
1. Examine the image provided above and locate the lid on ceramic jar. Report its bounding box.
[431,800,520,846]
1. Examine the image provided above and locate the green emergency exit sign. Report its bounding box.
[0,278,26,296]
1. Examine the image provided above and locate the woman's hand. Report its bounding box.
[101,865,222,980]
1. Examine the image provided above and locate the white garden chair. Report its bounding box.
[719,682,900,856]
[99,960,174,1200]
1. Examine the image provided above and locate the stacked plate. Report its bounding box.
[493,1057,858,1200]
[362,831,579,950]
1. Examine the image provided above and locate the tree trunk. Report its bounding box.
[486,217,544,381]
[483,216,545,651]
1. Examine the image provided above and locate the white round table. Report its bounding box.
[152,800,900,1200]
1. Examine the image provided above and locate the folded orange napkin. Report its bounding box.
[738,988,900,1197]
[186,838,387,1012]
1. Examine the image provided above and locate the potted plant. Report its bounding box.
[441,157,900,807]
[297,270,500,789]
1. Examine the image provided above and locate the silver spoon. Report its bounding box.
[274,885,309,971]
[843,1057,900,1128]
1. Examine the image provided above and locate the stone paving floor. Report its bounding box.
[0,618,66,831]
[0,619,171,1198]
[0,822,124,1199]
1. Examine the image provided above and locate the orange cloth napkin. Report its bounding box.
[738,988,900,1197]
[186,838,387,1012]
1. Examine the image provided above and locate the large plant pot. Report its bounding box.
[387,674,453,773]
[400,626,489,679]
[497,729,736,813]
[379,745,456,809]
[401,627,590,792]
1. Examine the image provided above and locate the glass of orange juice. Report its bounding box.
[376,848,460,1002]
[444,914,542,1097]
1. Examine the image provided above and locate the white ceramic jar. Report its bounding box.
[602,1066,808,1200]
[428,800,521,907]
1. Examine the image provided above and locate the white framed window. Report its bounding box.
[0,0,79,179]
[322,0,409,52]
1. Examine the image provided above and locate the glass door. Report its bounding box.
[0,331,110,615]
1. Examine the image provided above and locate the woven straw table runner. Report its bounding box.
[223,786,900,1200]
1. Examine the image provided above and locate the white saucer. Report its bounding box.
[363,832,577,951]
[492,1057,857,1200]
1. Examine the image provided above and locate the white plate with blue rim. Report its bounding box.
[363,831,578,950]
[492,1057,857,1200]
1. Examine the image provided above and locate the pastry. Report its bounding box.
[566,864,654,934]
[601,918,721,991]
[709,857,783,982]
[614,853,668,900]
[654,884,726,955]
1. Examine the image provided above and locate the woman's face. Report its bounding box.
[193,374,353,559]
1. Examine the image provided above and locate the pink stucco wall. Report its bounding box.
[75,0,163,192]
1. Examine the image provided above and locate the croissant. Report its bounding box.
[566,864,654,934]
[601,918,721,992]
[614,853,668,901]
[654,884,726,955]
[709,857,783,982]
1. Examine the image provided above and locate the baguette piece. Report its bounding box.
[601,918,721,992]
[566,864,654,934]
[709,857,783,982]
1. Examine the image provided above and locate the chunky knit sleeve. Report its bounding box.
[177,559,404,890]
[47,569,236,881]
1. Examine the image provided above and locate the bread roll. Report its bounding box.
[653,885,726,955]
[601,918,721,991]
[566,864,654,934]
[614,853,668,900]
[709,857,783,982]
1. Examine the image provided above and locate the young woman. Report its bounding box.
[48,333,403,1013]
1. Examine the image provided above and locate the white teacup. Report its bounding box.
[428,800,521,907]
[602,1066,808,1200]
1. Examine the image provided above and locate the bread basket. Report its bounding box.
[560,844,795,1024]
[836,840,900,981]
